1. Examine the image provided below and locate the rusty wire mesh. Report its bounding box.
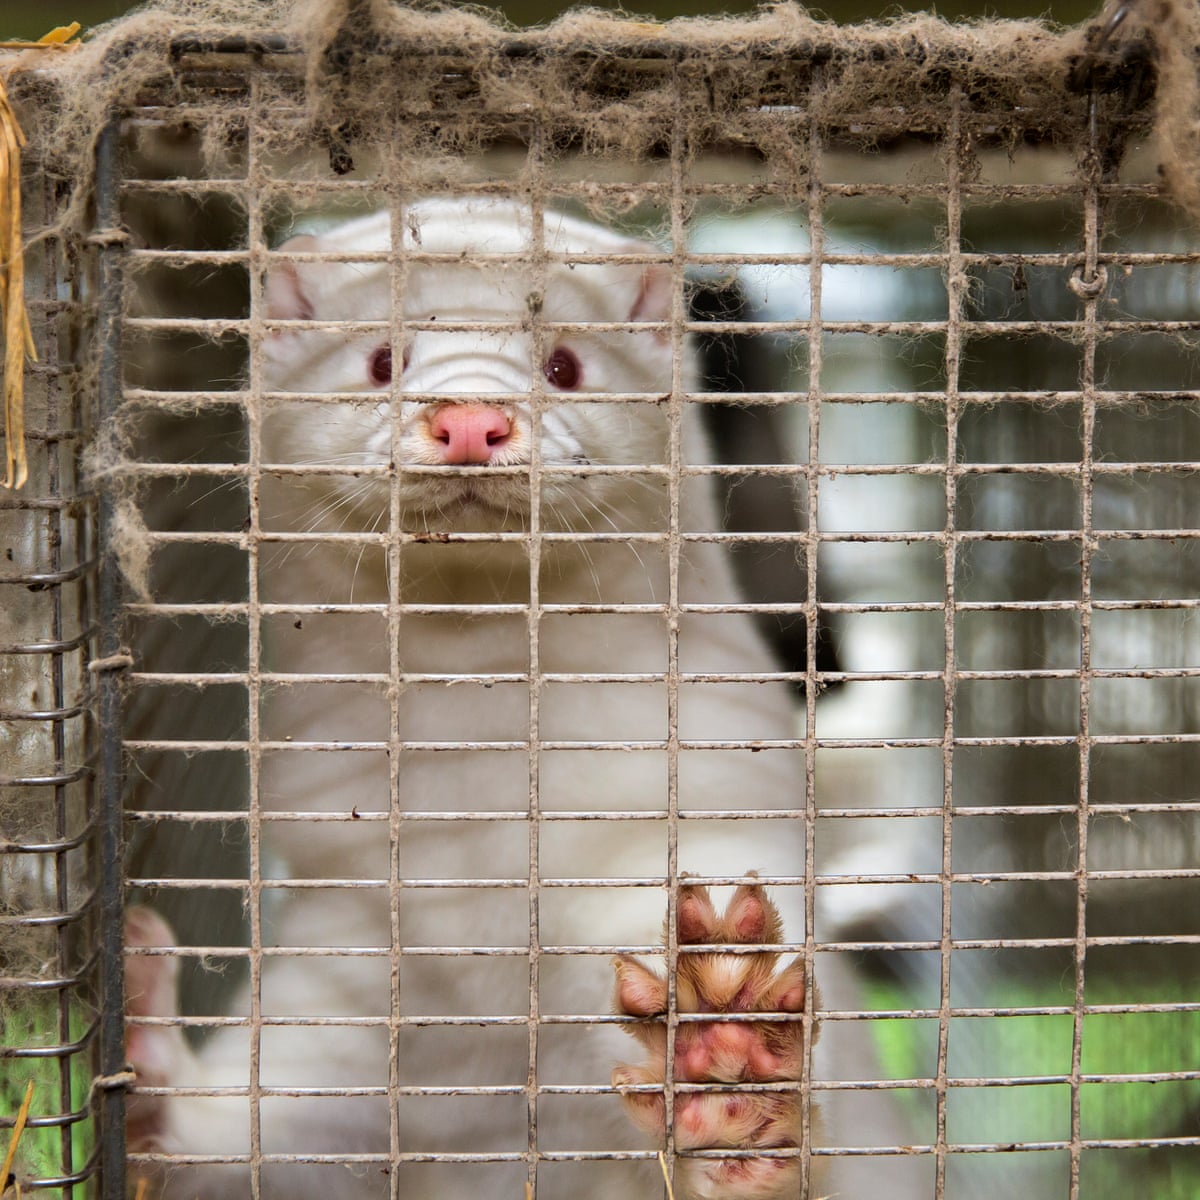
[3,22,1200,1200]
[0,177,100,1195]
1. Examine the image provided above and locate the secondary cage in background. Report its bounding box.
[0,174,101,1190]
[3,7,1200,1199]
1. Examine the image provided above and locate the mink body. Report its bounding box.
[125,199,896,1199]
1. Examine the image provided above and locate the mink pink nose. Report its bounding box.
[426,403,513,464]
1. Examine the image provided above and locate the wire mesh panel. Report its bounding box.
[21,15,1196,1200]
[0,175,101,1194]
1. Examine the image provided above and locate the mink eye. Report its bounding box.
[368,345,393,388]
[543,345,582,391]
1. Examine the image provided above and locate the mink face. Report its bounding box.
[260,199,679,532]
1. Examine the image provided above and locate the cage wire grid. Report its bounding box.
[2,20,1200,1200]
[1,170,99,1194]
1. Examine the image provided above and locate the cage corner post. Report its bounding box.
[93,114,130,1200]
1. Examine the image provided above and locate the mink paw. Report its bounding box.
[612,882,817,1200]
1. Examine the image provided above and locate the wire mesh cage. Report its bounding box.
[1,175,101,1191]
[3,7,1200,1199]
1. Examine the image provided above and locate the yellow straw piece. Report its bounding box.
[0,70,34,490]
[0,24,83,51]
[0,22,75,487]
[0,1081,34,1196]
[37,24,83,45]
[657,1151,677,1200]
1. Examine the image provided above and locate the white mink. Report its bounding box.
[124,198,892,1200]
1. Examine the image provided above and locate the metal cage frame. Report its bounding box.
[3,24,1199,1200]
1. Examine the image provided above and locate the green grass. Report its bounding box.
[1,998,96,1193]
[864,976,1200,1199]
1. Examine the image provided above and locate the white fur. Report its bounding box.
[129,199,903,1200]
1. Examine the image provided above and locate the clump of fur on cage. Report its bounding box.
[5,0,1200,231]
[4,0,1197,589]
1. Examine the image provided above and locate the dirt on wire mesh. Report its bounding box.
[0,0,1196,220]
[0,0,1191,599]
[0,0,1192,588]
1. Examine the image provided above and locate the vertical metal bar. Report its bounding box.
[243,71,266,1200]
[40,165,78,1198]
[526,135,547,1200]
[94,117,129,1200]
[386,178,408,1200]
[935,87,966,1200]
[662,65,688,1197]
[1067,88,1102,1200]
[802,82,824,1200]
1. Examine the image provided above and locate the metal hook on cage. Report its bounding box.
[1068,0,1157,188]
[1068,260,1109,300]
[1068,0,1134,93]
[1068,0,1157,115]
[1095,0,1133,55]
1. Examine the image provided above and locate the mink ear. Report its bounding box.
[627,261,674,327]
[265,234,322,320]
